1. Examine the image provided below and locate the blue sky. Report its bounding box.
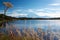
[0,0,60,18]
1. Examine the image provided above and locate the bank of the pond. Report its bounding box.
[0,20,16,27]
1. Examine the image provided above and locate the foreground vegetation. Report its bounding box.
[0,24,59,40]
[0,33,10,40]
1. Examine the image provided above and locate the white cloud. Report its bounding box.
[45,8,60,11]
[49,0,60,6]
[7,10,28,17]
[1,8,60,18]
[49,3,60,6]
[26,9,60,18]
[8,13,28,17]
[28,9,34,12]
[35,9,44,12]
[35,12,60,18]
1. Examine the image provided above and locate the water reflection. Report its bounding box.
[0,20,60,40]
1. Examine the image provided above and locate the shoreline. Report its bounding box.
[0,20,16,27]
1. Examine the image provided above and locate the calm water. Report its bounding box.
[8,20,60,32]
[1,20,60,40]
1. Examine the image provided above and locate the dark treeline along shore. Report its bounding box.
[0,14,60,20]
[0,14,60,27]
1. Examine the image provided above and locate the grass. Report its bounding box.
[0,23,59,40]
[0,33,10,40]
[0,25,45,40]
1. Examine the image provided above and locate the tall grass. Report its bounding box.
[0,24,59,40]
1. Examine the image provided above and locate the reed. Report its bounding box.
[0,24,59,40]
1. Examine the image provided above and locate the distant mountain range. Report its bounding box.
[0,14,60,20]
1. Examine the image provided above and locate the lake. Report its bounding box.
[8,20,60,31]
[0,20,60,40]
